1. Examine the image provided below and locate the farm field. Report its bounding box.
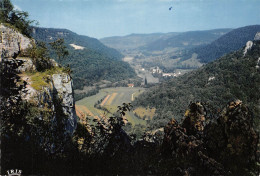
[76,87,147,126]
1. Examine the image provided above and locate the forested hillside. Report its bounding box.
[143,28,232,51]
[133,39,260,130]
[185,25,260,63]
[100,32,180,51]
[32,28,136,89]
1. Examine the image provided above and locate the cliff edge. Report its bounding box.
[0,24,77,134]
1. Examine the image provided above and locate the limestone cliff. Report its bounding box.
[0,24,32,58]
[52,73,77,133]
[254,32,260,41]
[0,24,77,134]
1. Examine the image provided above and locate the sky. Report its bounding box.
[12,0,260,39]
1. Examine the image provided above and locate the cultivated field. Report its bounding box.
[76,87,147,126]
[133,107,156,120]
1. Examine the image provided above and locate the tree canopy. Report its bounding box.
[0,0,35,37]
[49,38,69,64]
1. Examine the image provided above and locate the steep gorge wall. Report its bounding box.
[0,24,77,134]
[52,73,77,133]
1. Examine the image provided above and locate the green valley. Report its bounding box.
[101,29,233,84]
[76,87,147,126]
[1,0,260,175]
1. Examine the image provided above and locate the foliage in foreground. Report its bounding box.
[1,59,258,176]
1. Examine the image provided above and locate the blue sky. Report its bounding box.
[12,0,260,39]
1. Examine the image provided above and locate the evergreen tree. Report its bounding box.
[0,0,13,21]
[0,0,35,37]
[49,38,69,65]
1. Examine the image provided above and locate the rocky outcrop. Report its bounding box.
[243,41,253,56]
[162,100,258,176]
[163,117,226,175]
[21,65,78,134]
[256,57,260,69]
[31,73,77,134]
[16,57,36,72]
[0,24,32,58]
[52,73,77,134]
[254,32,260,41]
[0,24,77,134]
[204,100,258,174]
[182,102,206,136]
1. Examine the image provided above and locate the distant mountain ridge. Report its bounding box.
[100,29,232,53]
[186,25,260,63]
[100,28,233,73]
[100,32,180,51]
[142,28,232,51]
[32,27,136,90]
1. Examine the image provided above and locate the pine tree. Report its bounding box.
[49,38,69,65]
[144,77,147,86]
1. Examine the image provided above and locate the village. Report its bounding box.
[136,65,184,84]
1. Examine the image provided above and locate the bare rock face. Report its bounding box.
[16,57,36,72]
[182,102,206,136]
[243,41,253,56]
[22,71,78,134]
[254,32,260,41]
[0,24,32,58]
[52,73,77,134]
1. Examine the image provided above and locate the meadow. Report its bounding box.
[76,87,148,126]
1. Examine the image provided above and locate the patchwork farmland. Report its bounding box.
[76,87,147,126]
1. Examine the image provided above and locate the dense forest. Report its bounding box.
[32,27,136,90]
[134,40,260,131]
